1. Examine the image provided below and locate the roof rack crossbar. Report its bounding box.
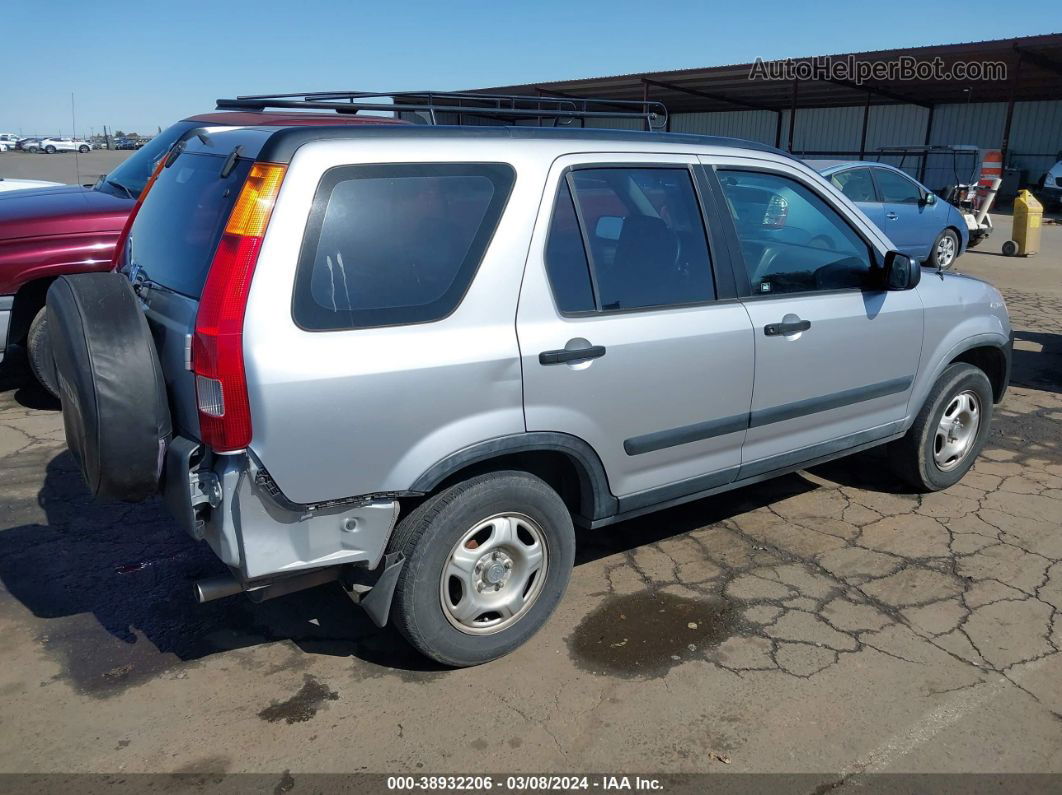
[215,90,668,129]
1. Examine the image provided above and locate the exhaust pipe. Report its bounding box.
[194,575,244,603]
[194,567,342,604]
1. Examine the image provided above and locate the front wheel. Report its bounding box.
[78,145,89,153]
[388,471,575,667]
[27,307,59,398]
[928,228,959,269]
[889,363,993,491]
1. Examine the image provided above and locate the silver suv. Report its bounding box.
[47,93,1012,666]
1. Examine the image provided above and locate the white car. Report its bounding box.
[0,177,63,192]
[0,134,20,152]
[1041,159,1062,209]
[38,137,91,154]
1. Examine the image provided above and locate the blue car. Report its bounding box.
[808,161,968,269]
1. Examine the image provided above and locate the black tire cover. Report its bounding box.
[47,273,172,501]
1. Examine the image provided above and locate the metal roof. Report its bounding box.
[469,34,1062,113]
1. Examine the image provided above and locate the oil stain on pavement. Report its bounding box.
[568,590,739,678]
[258,674,339,724]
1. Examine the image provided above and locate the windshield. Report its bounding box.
[99,121,199,198]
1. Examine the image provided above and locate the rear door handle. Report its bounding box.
[539,345,606,365]
[764,320,811,337]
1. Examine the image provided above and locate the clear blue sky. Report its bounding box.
[2,0,1060,136]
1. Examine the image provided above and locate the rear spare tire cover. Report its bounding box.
[47,273,172,501]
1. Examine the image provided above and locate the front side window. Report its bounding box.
[293,163,515,330]
[830,168,877,203]
[717,169,873,295]
[873,168,922,204]
[544,167,715,313]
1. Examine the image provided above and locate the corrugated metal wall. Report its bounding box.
[928,102,1007,148]
[669,110,778,144]
[424,99,1061,182]
[1009,101,1062,180]
[790,106,864,154]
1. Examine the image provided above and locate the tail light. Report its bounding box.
[193,162,286,453]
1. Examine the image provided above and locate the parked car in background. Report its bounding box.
[0,134,20,152]
[38,137,91,154]
[1040,158,1062,209]
[16,138,41,152]
[114,138,141,150]
[46,104,1012,667]
[0,178,63,193]
[0,107,404,395]
[807,161,969,269]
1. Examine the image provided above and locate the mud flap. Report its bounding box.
[345,552,405,628]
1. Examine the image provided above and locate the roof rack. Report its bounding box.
[215,91,668,130]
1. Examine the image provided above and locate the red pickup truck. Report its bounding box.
[0,109,401,394]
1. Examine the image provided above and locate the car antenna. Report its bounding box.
[71,92,82,187]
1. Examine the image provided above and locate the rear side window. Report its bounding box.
[293,163,515,330]
[125,152,251,298]
[544,167,715,313]
[830,168,877,203]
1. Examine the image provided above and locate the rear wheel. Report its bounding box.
[889,363,993,491]
[27,307,58,398]
[388,471,575,667]
[44,145,56,154]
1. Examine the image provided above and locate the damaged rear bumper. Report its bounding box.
[161,436,404,625]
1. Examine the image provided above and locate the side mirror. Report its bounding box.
[883,251,921,290]
[922,192,938,206]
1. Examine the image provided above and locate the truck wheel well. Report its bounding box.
[951,345,1006,402]
[7,278,55,350]
[418,450,595,525]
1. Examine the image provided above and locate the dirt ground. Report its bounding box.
[0,221,1060,788]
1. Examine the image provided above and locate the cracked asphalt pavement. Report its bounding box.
[0,242,1060,779]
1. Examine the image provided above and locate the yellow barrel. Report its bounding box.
[1004,190,1042,257]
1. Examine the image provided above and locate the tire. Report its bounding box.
[889,363,993,492]
[47,273,171,501]
[1002,240,1019,257]
[26,307,58,398]
[388,471,576,667]
[78,145,89,153]
[928,228,959,269]
[45,145,56,154]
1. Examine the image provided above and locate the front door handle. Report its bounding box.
[764,319,811,337]
[886,211,898,220]
[539,345,606,365]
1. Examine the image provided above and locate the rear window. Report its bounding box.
[125,152,251,298]
[293,163,515,330]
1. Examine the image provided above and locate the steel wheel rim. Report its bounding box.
[934,389,981,471]
[440,512,549,636]
[937,234,956,267]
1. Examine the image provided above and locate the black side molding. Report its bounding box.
[624,413,747,456]
[749,376,912,428]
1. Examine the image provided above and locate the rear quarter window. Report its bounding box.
[293,163,515,330]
